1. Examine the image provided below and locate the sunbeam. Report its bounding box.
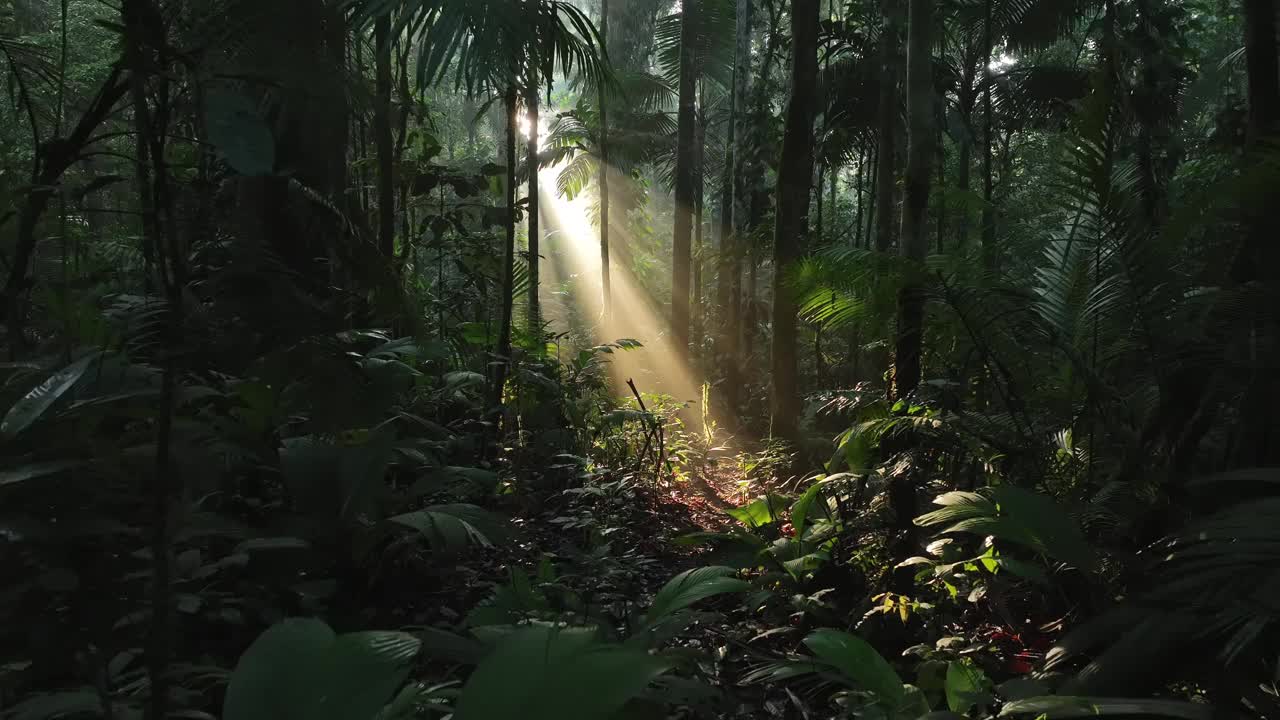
[536,163,731,440]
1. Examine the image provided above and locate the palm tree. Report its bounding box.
[769,0,820,440]
[542,75,672,328]
[347,0,608,412]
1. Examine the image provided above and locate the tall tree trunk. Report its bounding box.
[936,129,946,252]
[1233,0,1280,465]
[866,141,879,248]
[491,86,519,414]
[896,0,935,400]
[693,85,707,350]
[693,162,705,348]
[526,44,542,334]
[374,15,395,258]
[854,143,865,246]
[672,0,701,351]
[769,0,819,440]
[1245,0,1280,145]
[980,0,996,269]
[874,0,904,252]
[598,0,612,321]
[722,0,754,417]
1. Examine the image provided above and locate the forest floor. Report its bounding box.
[381,452,807,717]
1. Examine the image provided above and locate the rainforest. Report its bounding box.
[1,0,1279,719]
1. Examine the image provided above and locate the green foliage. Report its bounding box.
[453,624,671,720]
[804,629,906,709]
[914,486,1098,572]
[224,619,421,720]
[641,566,750,629]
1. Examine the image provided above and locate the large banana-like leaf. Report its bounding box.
[389,503,510,551]
[916,486,1098,572]
[452,624,671,720]
[1,352,102,437]
[803,629,906,708]
[999,696,1214,720]
[224,618,421,720]
[642,566,750,627]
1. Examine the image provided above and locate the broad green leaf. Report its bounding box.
[223,618,334,720]
[0,460,81,488]
[998,697,1213,720]
[672,531,768,569]
[803,629,904,707]
[5,690,103,720]
[988,486,1098,572]
[224,619,421,720]
[643,566,750,626]
[725,494,789,528]
[945,660,993,714]
[390,504,509,551]
[914,491,996,528]
[314,631,421,720]
[791,479,829,539]
[452,625,671,720]
[917,487,1098,572]
[205,87,275,176]
[2,353,101,437]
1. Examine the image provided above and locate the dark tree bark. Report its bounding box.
[720,0,754,417]
[769,0,819,439]
[672,0,701,351]
[490,86,519,414]
[980,0,996,269]
[374,15,395,258]
[1232,0,1280,465]
[693,85,707,349]
[526,42,542,334]
[874,0,904,252]
[854,143,865,245]
[598,0,612,321]
[895,0,935,400]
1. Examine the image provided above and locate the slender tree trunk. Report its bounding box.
[936,129,946,252]
[374,15,395,257]
[874,0,903,252]
[981,0,996,270]
[693,163,705,349]
[723,0,753,417]
[896,0,935,400]
[866,142,879,248]
[854,143,865,245]
[1245,0,1280,146]
[692,84,707,350]
[815,165,825,240]
[599,0,612,321]
[715,95,736,359]
[491,86,519,414]
[672,0,701,351]
[1233,0,1280,465]
[526,43,542,334]
[957,129,971,247]
[396,33,413,268]
[769,0,819,440]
